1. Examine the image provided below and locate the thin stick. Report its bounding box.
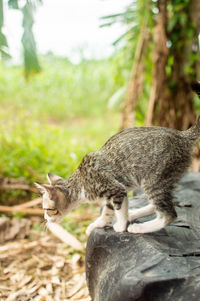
[14,198,42,209]
[0,205,44,216]
[0,184,38,193]
[47,222,84,252]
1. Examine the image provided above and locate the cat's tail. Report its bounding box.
[181,81,200,140]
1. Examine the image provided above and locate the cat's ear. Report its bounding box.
[47,173,63,185]
[34,182,52,194]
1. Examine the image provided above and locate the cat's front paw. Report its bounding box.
[86,220,106,236]
[86,223,96,236]
[127,223,144,234]
[113,221,127,233]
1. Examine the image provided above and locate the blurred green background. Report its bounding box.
[0,0,200,209]
[0,55,122,181]
[0,5,200,298]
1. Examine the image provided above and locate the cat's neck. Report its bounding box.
[66,170,87,204]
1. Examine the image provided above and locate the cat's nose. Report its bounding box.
[44,211,55,222]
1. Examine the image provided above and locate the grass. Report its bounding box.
[0,55,124,203]
[0,55,121,121]
[0,113,119,181]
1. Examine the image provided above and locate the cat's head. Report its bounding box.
[35,173,73,223]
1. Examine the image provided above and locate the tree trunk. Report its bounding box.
[146,0,169,127]
[120,25,149,129]
[146,0,200,130]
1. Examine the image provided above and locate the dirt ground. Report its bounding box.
[0,217,91,301]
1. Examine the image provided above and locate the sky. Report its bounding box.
[4,0,131,63]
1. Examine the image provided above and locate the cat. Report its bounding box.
[35,82,200,235]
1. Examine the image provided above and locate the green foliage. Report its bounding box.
[0,116,118,180]
[8,0,19,9]
[0,0,10,59]
[0,55,122,120]
[101,1,138,63]
[22,1,41,78]
[165,0,199,90]
[0,56,122,198]
[0,0,41,77]
[100,0,155,125]
[104,0,199,121]
[12,211,26,219]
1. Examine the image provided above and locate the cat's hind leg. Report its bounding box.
[128,188,177,234]
[86,203,114,235]
[128,211,171,233]
[128,204,155,221]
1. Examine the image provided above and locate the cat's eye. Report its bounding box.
[46,209,58,216]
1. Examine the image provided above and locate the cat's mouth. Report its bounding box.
[44,208,62,223]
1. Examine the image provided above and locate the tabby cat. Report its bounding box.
[36,82,200,235]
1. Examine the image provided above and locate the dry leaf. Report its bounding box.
[0,218,89,301]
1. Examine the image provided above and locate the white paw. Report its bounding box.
[86,220,106,236]
[86,223,96,236]
[127,223,145,234]
[113,221,127,233]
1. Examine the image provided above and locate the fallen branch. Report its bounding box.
[0,176,39,193]
[0,205,44,216]
[14,198,42,209]
[47,222,84,252]
[0,184,38,193]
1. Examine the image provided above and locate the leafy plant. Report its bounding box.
[0,55,123,202]
[102,0,200,129]
[0,0,10,59]
[0,0,41,78]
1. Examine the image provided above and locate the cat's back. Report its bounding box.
[97,126,193,183]
[78,126,193,190]
[99,126,193,170]
[80,126,191,172]
[102,126,183,152]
